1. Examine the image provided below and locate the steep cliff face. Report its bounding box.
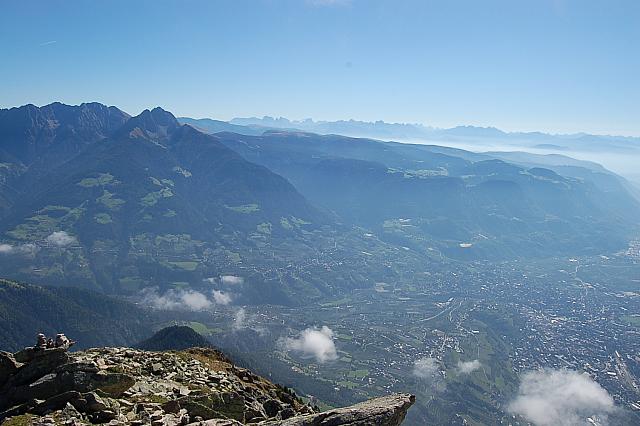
[0,346,415,425]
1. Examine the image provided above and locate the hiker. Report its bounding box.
[36,333,47,350]
[55,333,69,349]
[54,333,75,349]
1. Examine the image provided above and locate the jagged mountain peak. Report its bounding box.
[0,102,328,296]
[5,101,130,123]
[120,107,180,141]
[141,106,179,124]
[0,102,130,165]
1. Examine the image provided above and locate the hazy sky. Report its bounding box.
[1,0,639,136]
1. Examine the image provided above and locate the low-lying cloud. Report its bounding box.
[212,290,232,305]
[46,231,77,247]
[0,242,39,256]
[220,275,244,285]
[282,326,338,363]
[457,359,481,374]
[181,290,212,311]
[140,287,238,311]
[508,369,615,426]
[233,308,247,330]
[230,307,268,336]
[140,288,213,311]
[413,357,440,379]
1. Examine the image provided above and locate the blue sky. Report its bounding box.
[1,0,639,135]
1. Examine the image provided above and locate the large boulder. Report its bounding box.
[0,352,21,387]
[76,391,119,423]
[85,371,135,397]
[1,388,81,420]
[11,372,71,404]
[31,390,82,415]
[11,348,69,385]
[8,369,134,408]
[263,398,284,417]
[180,398,224,421]
[13,347,37,363]
[178,392,245,422]
[261,393,416,426]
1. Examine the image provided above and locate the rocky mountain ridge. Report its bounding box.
[0,345,414,425]
[0,104,338,302]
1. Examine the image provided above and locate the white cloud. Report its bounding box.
[282,326,338,363]
[457,359,481,374]
[0,242,39,256]
[46,231,77,247]
[233,308,247,330]
[140,287,212,311]
[220,275,244,285]
[413,357,440,379]
[212,290,232,305]
[508,369,615,426]
[17,243,39,256]
[231,308,268,336]
[181,290,212,311]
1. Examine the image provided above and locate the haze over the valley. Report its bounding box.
[183,114,640,187]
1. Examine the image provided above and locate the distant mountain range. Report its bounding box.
[213,131,640,259]
[0,103,411,304]
[181,115,640,154]
[181,116,640,187]
[0,104,324,296]
[1,102,639,304]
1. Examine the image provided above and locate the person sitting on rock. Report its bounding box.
[35,333,47,350]
[54,333,75,349]
[54,333,69,348]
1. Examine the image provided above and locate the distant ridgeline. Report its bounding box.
[0,102,639,303]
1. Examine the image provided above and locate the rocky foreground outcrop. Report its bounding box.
[266,394,415,426]
[0,347,414,425]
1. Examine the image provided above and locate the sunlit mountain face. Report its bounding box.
[1,101,640,425]
[2,103,639,294]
